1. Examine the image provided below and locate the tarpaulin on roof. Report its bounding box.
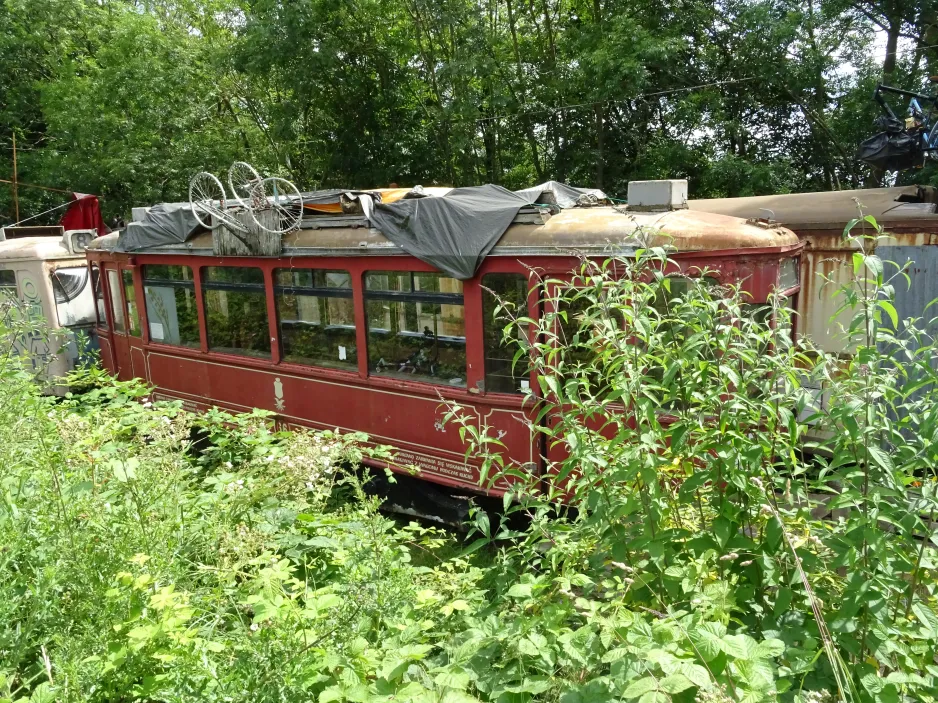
[367,182,607,279]
[60,193,108,236]
[113,181,606,274]
[515,181,607,209]
[367,184,541,280]
[117,202,201,252]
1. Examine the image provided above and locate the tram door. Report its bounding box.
[103,266,133,380]
[119,266,145,379]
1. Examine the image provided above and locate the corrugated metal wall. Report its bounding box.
[879,246,938,328]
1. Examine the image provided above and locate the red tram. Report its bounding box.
[86,181,802,497]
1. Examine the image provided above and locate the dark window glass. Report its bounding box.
[482,273,529,393]
[365,271,466,386]
[91,264,108,329]
[742,303,772,325]
[202,266,270,357]
[107,269,126,333]
[0,269,16,301]
[650,276,718,316]
[123,270,141,337]
[275,269,357,370]
[143,265,199,347]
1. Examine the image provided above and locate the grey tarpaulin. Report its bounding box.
[117,202,201,252]
[515,181,607,209]
[367,184,541,280]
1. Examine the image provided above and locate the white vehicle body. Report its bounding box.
[0,230,99,393]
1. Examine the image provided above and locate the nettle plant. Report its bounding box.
[446,216,938,703]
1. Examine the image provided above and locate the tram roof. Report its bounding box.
[0,236,85,264]
[89,206,798,259]
[688,185,938,230]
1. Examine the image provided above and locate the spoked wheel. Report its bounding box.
[228,161,264,209]
[189,171,248,233]
[250,177,304,233]
[189,172,227,230]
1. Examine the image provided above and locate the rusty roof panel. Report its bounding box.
[90,206,799,256]
[689,186,938,230]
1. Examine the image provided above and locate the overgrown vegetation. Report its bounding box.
[2,216,938,702]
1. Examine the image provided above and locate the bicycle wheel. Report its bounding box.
[228,161,263,209]
[189,172,228,230]
[249,177,304,233]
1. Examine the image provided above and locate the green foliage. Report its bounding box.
[2,0,937,225]
[443,215,938,702]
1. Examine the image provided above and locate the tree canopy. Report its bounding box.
[0,0,936,223]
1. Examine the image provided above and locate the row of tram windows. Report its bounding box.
[100,263,530,395]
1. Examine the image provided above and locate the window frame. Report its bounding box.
[142,263,201,349]
[481,272,532,395]
[364,270,469,387]
[106,268,126,334]
[90,263,109,330]
[274,267,358,371]
[200,265,272,359]
[122,268,142,337]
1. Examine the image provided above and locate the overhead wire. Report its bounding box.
[7,200,74,228]
[462,77,759,126]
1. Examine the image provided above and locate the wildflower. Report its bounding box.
[751,477,763,489]
[740,560,753,566]
[250,623,259,632]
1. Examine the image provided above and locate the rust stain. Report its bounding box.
[95,207,801,255]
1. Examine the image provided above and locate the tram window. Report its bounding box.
[51,267,95,327]
[742,303,772,325]
[122,270,141,337]
[650,276,718,316]
[482,273,529,393]
[142,265,199,348]
[106,269,126,333]
[365,271,466,387]
[779,256,800,291]
[275,268,357,370]
[0,269,16,301]
[91,264,108,329]
[202,266,270,357]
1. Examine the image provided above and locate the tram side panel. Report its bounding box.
[145,349,533,494]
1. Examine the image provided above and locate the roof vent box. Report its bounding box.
[627,179,688,211]
[63,229,97,255]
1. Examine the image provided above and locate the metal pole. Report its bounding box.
[11,131,19,222]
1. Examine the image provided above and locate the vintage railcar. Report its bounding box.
[690,185,938,356]
[87,183,802,496]
[0,226,99,392]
